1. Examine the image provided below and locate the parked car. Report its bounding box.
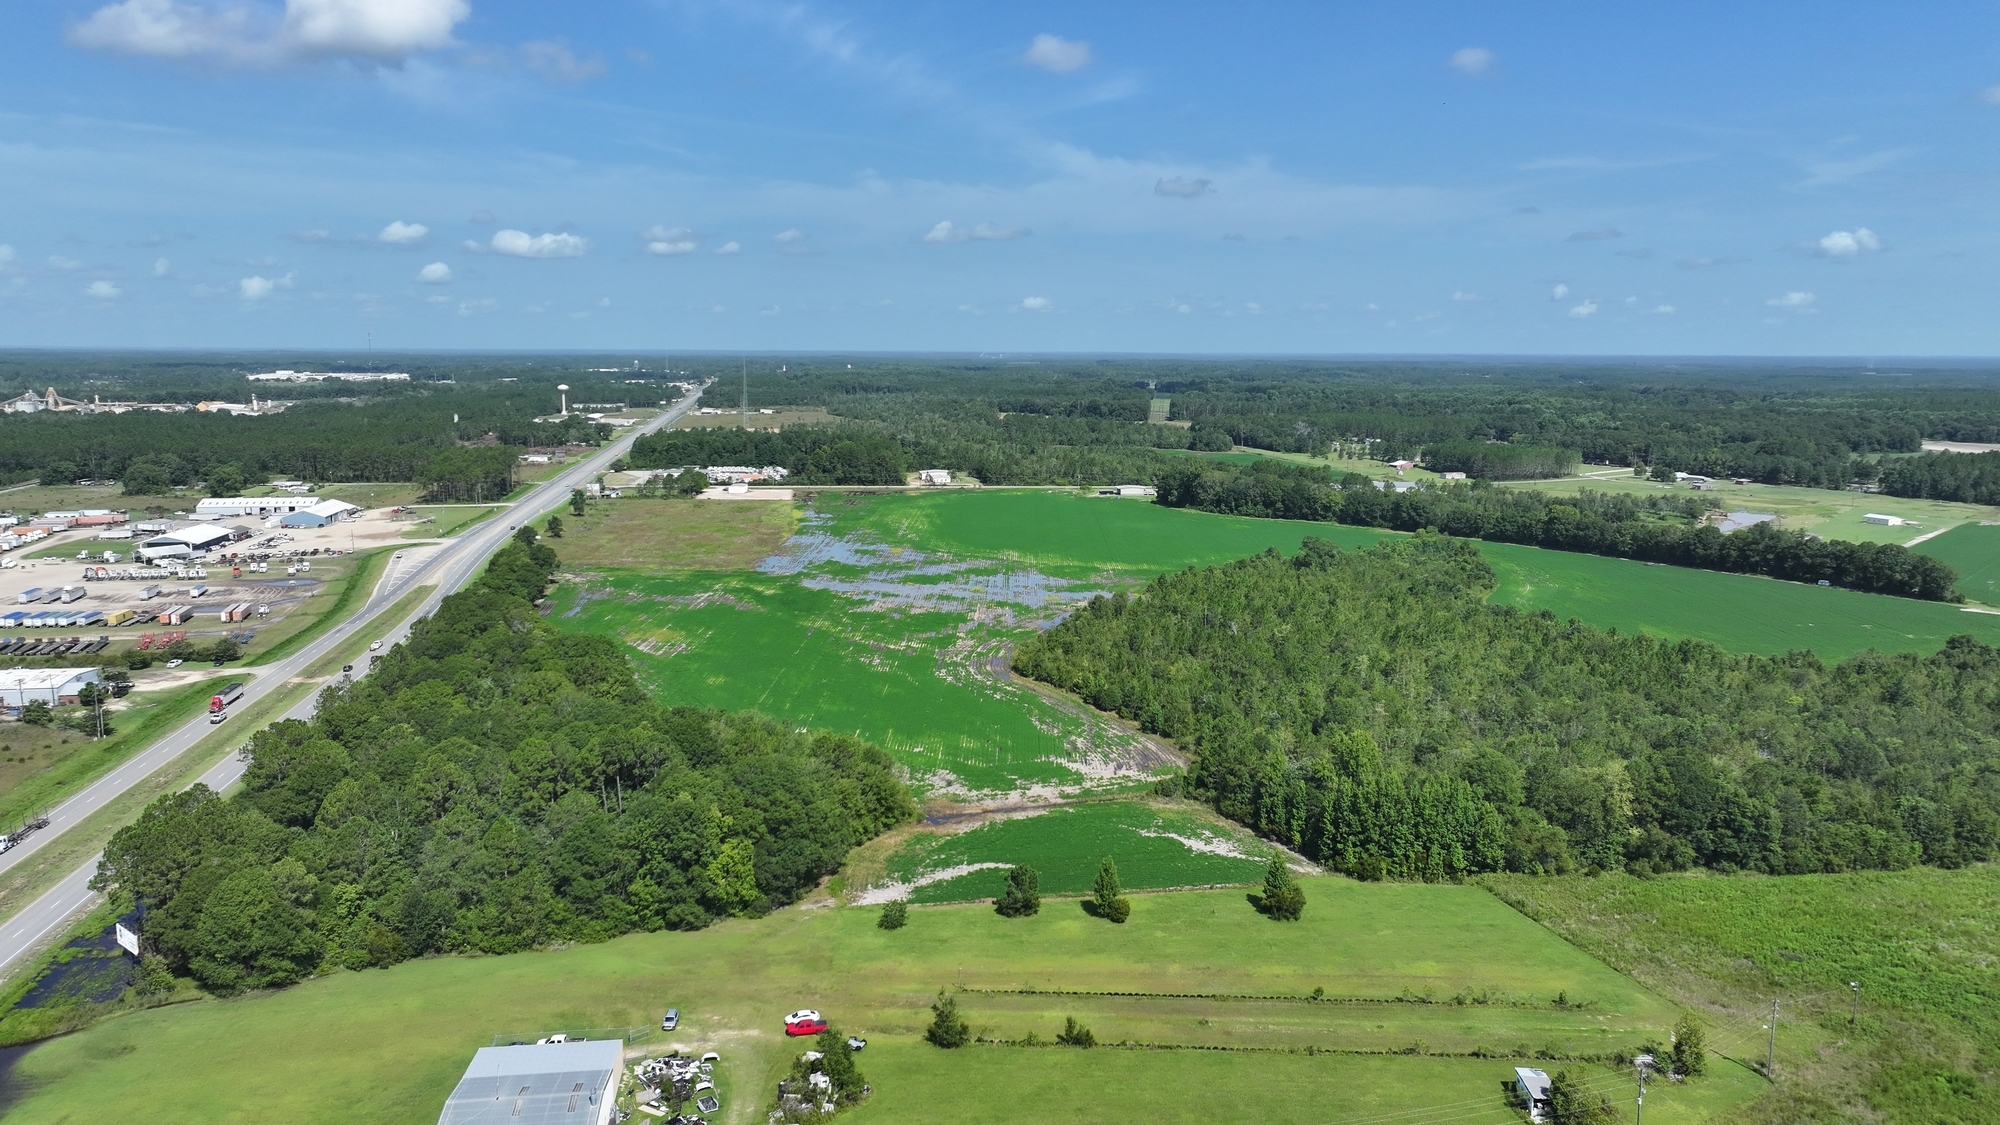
[165,659,183,668]
[784,1010,828,1037]
[785,1010,821,1024]
[846,1036,866,1052]
[661,1008,679,1031]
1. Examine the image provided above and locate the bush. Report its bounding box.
[1089,857,1131,923]
[1549,1068,1619,1124]
[203,639,241,663]
[878,900,907,930]
[1257,857,1306,921]
[122,648,154,671]
[1670,1013,1706,1077]
[543,515,564,539]
[1055,1016,1096,1048]
[925,992,970,1048]
[994,865,1040,917]
[19,700,51,726]
[163,639,196,661]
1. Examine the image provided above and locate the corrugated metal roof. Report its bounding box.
[437,1041,622,1125]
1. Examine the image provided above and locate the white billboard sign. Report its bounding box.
[114,922,140,957]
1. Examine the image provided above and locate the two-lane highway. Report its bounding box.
[0,387,702,975]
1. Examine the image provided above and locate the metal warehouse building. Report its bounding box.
[437,1039,622,1125]
[0,667,102,707]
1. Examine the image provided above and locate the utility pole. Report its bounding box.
[1850,981,1860,1028]
[1635,1055,1647,1125]
[1766,998,1779,1076]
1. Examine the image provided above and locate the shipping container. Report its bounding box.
[104,608,134,626]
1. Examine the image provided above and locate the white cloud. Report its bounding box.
[1646,304,1675,314]
[1817,227,1881,257]
[86,280,122,299]
[379,220,428,244]
[714,241,741,255]
[69,0,469,65]
[1020,296,1052,311]
[0,245,14,264]
[461,238,485,253]
[1550,284,1569,300]
[772,228,806,244]
[416,261,451,282]
[1154,176,1211,198]
[1450,47,1493,76]
[1983,83,2000,104]
[49,257,82,271]
[1450,291,1480,302]
[644,226,697,255]
[1568,299,1599,319]
[1022,33,1091,73]
[239,271,293,300]
[491,230,587,258]
[922,221,1031,243]
[1767,291,1817,310]
[152,257,170,277]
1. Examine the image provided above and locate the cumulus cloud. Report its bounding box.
[1451,47,1494,76]
[379,220,428,244]
[714,241,741,255]
[1767,291,1816,310]
[416,261,451,282]
[1817,227,1881,257]
[1566,227,1622,241]
[239,272,293,300]
[153,257,170,277]
[771,228,806,244]
[922,220,1031,243]
[1550,284,1569,300]
[491,229,586,258]
[86,280,122,299]
[69,0,470,66]
[1568,299,1599,319]
[1154,176,1211,198]
[1022,33,1091,73]
[1020,296,1052,311]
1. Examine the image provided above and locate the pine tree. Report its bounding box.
[1259,857,1306,920]
[926,992,970,1048]
[1671,1013,1707,1077]
[878,900,907,930]
[1091,857,1131,923]
[814,1026,867,1098]
[995,865,1041,917]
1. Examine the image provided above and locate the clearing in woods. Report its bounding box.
[553,490,2000,796]
[0,878,1768,1125]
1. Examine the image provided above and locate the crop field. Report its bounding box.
[554,490,2000,794]
[873,799,1281,904]
[1481,541,2000,659]
[0,878,1766,1125]
[1912,521,2000,605]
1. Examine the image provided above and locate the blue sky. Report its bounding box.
[4,0,2000,354]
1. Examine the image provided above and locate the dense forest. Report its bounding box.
[1879,450,2000,505]
[90,531,914,993]
[1155,458,1961,601]
[1014,535,2000,880]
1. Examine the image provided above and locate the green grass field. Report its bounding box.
[1484,866,2000,1125]
[0,676,231,828]
[0,878,1764,1125]
[880,800,1280,904]
[1498,476,2000,546]
[1911,521,2000,606]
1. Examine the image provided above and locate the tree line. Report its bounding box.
[90,530,914,994]
[1155,459,1961,601]
[1878,450,2000,505]
[1013,534,2000,880]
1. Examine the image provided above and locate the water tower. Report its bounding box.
[557,384,570,416]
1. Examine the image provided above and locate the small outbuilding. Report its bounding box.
[1861,513,1907,527]
[437,1039,622,1125]
[1515,1067,1553,1123]
[918,469,952,486]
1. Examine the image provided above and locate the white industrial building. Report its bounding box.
[246,370,411,383]
[279,499,361,528]
[196,496,315,519]
[0,667,102,707]
[437,1039,622,1125]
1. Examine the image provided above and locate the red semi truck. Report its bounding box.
[208,682,245,723]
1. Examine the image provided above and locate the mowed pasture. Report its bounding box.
[880,800,1280,904]
[558,496,800,570]
[0,879,1765,1125]
[1497,474,2000,546]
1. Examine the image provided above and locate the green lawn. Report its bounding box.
[881,800,1280,904]
[1,878,1757,1125]
[0,676,232,827]
[1911,521,2000,606]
